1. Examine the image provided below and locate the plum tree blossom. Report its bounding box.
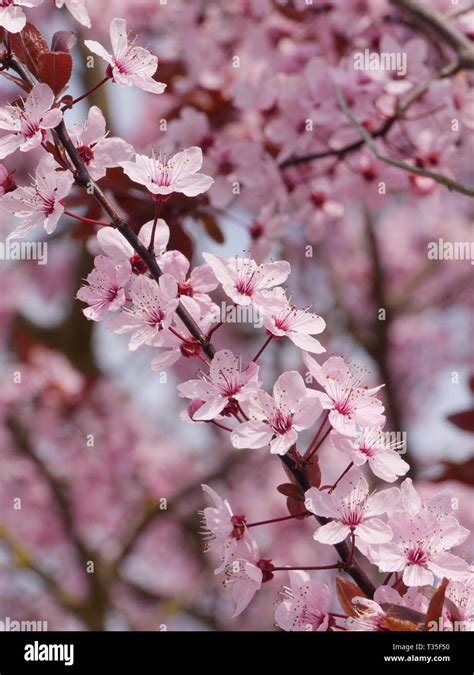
[231,371,322,455]
[76,256,131,322]
[331,427,409,482]
[0,84,62,159]
[178,349,260,421]
[203,253,290,306]
[105,274,178,350]
[120,147,214,198]
[368,509,470,587]
[160,250,218,316]
[55,0,90,28]
[97,219,170,270]
[304,353,386,437]
[70,106,133,181]
[305,470,400,546]
[256,287,326,354]
[0,0,42,33]
[0,154,73,238]
[224,557,265,618]
[274,571,333,632]
[200,484,257,574]
[84,18,166,94]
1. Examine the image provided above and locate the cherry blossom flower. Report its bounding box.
[55,0,90,28]
[331,427,409,483]
[275,571,333,632]
[0,164,16,196]
[304,353,386,437]
[0,0,43,33]
[305,469,400,546]
[178,349,260,421]
[346,598,388,631]
[84,18,166,94]
[0,84,63,159]
[120,147,213,198]
[443,579,474,630]
[203,253,290,306]
[0,154,74,239]
[256,287,326,354]
[374,584,428,615]
[224,556,272,618]
[97,219,169,271]
[106,274,178,350]
[231,371,322,455]
[70,106,133,181]
[76,256,131,321]
[200,484,257,574]
[150,305,213,372]
[368,509,470,587]
[160,249,218,316]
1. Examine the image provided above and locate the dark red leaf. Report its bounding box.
[10,22,48,79]
[336,576,365,617]
[447,410,474,433]
[286,497,307,519]
[277,483,305,500]
[198,212,225,243]
[306,455,321,488]
[51,31,77,53]
[434,457,474,486]
[384,617,419,632]
[37,51,73,96]
[424,578,449,630]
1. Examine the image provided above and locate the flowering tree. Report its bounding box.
[0,0,473,633]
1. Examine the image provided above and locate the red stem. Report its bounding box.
[305,426,331,462]
[247,512,310,528]
[64,76,110,109]
[252,334,273,362]
[63,209,111,227]
[148,200,163,253]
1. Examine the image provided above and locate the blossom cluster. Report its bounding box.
[0,2,472,634]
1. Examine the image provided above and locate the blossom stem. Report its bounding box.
[63,209,111,227]
[64,76,110,109]
[347,532,356,569]
[167,325,188,342]
[246,512,310,528]
[320,462,354,493]
[383,572,393,586]
[304,411,329,459]
[209,420,233,432]
[271,564,342,572]
[147,200,162,253]
[236,401,249,422]
[206,321,223,340]
[251,334,273,362]
[305,426,331,462]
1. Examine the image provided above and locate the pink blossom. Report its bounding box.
[84,18,166,94]
[224,557,264,618]
[304,353,386,436]
[275,571,332,632]
[331,427,409,483]
[120,147,213,198]
[368,509,470,587]
[346,598,388,631]
[202,253,290,306]
[444,579,474,630]
[256,287,326,354]
[1,154,74,239]
[76,255,131,321]
[231,371,322,455]
[305,469,400,546]
[160,249,218,316]
[0,84,63,159]
[55,0,90,28]
[70,106,133,180]
[374,584,428,615]
[200,484,257,574]
[178,349,260,421]
[97,219,170,270]
[0,0,43,33]
[106,274,178,350]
